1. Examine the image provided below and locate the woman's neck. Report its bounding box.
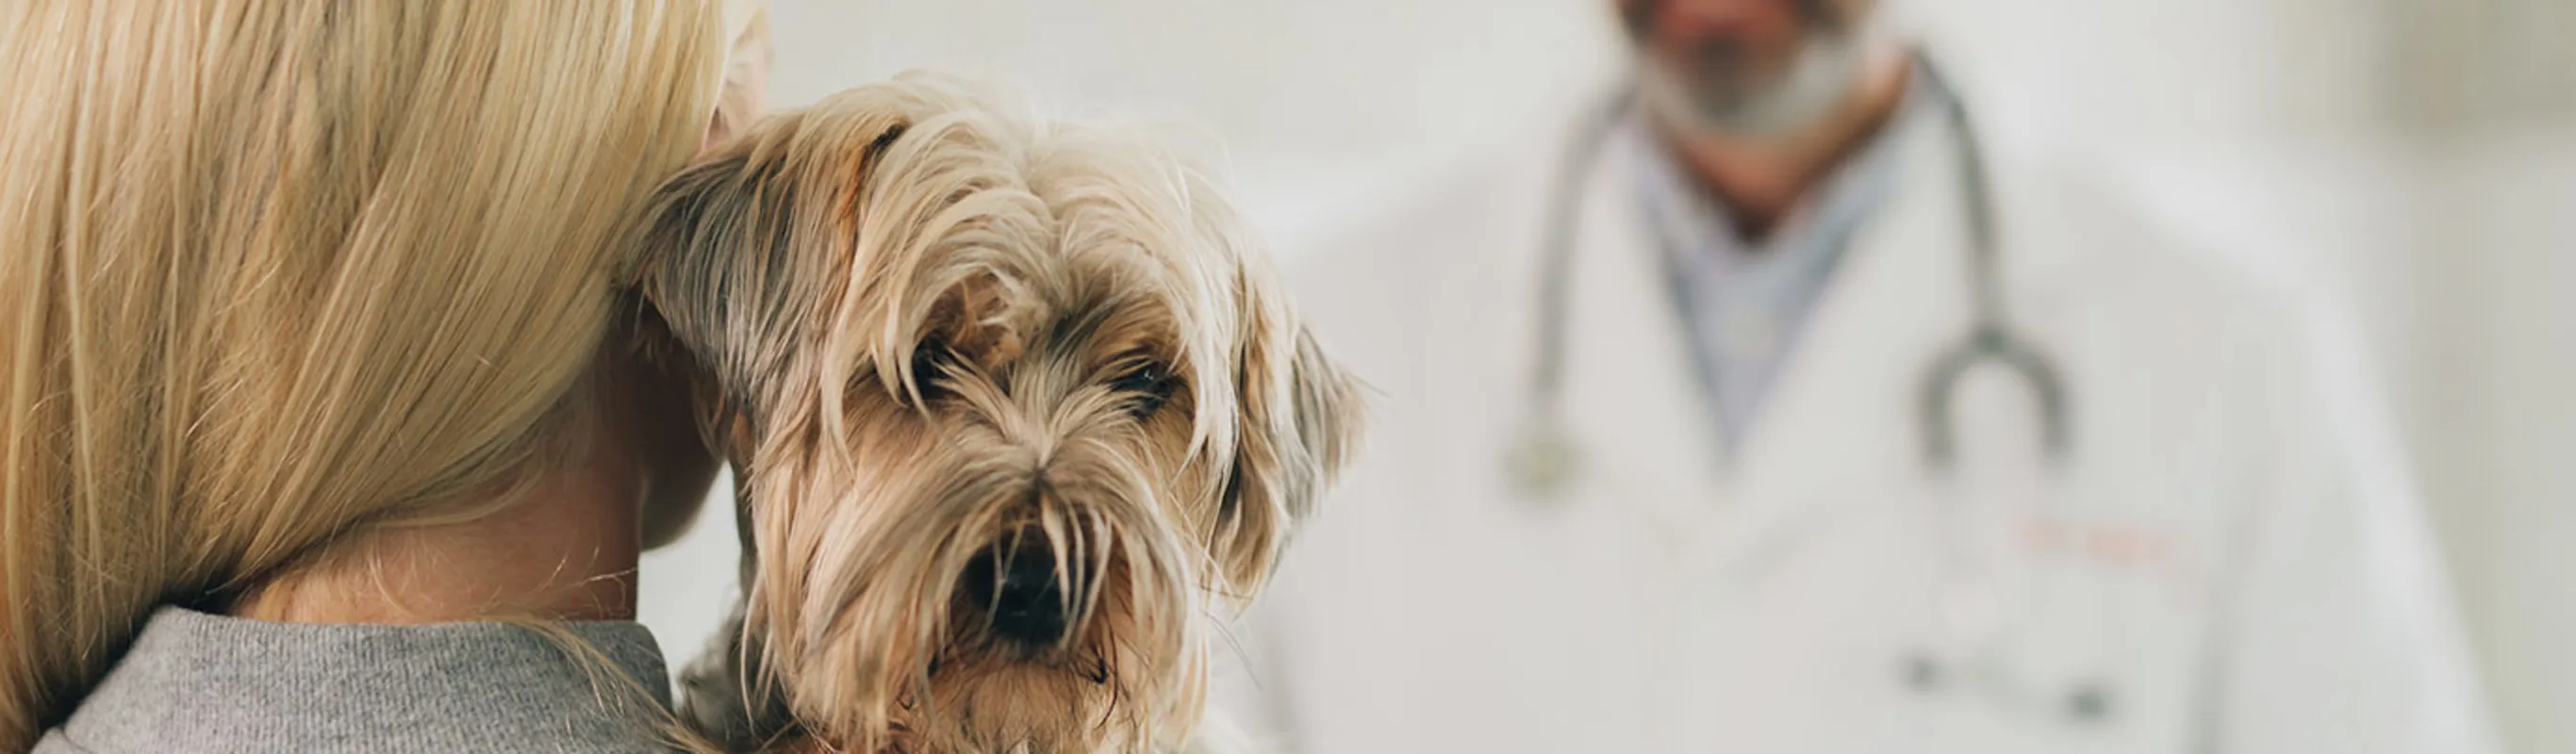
[233,324,719,625]
[232,439,649,624]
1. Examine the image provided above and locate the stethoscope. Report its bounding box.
[1504,51,2114,727]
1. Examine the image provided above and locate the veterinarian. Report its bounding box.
[1224,0,2498,751]
[0,3,768,751]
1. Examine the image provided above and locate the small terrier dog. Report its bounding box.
[628,75,1361,753]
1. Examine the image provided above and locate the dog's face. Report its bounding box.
[632,77,1360,753]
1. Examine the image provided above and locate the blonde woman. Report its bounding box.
[1,2,769,751]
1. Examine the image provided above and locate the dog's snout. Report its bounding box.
[962,541,1071,647]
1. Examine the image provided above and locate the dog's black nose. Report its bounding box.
[962,543,1069,647]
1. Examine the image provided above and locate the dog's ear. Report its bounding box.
[1212,285,1362,598]
[626,116,916,410]
[626,143,781,401]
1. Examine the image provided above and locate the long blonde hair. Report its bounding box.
[0,2,724,746]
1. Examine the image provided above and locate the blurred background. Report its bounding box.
[640,0,2576,749]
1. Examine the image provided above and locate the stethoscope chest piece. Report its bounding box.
[1505,418,1582,503]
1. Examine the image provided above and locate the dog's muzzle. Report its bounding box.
[959,533,1079,647]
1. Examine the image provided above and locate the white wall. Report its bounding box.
[639,1,2576,749]
[739,0,1625,242]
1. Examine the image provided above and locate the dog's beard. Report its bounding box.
[741,379,1213,753]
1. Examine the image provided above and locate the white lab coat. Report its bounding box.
[1220,101,2496,753]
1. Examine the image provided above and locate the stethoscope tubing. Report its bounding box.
[1513,49,2071,497]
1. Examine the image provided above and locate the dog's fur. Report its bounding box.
[628,75,1362,753]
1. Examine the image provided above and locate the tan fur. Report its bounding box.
[630,74,1362,754]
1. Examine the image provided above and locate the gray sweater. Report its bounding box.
[35,607,678,753]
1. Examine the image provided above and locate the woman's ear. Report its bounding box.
[701,0,772,153]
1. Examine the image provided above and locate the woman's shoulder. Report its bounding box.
[41,607,680,753]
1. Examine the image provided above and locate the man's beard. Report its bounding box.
[1626,0,1873,140]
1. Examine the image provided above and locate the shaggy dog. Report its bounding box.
[628,75,1361,753]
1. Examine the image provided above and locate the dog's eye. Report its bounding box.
[1110,362,1181,418]
[908,343,957,404]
